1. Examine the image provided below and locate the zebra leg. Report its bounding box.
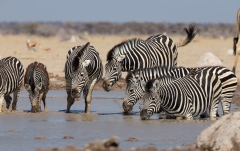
[221,98,232,115]
[0,95,4,112]
[42,93,47,112]
[37,93,44,112]
[12,87,21,111]
[4,94,12,109]
[184,114,193,120]
[83,78,97,113]
[66,91,74,113]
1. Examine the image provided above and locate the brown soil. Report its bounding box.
[35,136,201,151]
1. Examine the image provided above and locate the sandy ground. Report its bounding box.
[0,34,240,91]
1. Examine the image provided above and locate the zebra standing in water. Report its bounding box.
[24,62,49,113]
[124,66,237,116]
[102,25,199,91]
[65,42,103,113]
[140,69,224,120]
[0,56,24,112]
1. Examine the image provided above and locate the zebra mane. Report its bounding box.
[66,46,82,60]
[125,66,173,84]
[106,38,143,61]
[145,76,175,92]
[29,62,38,91]
[72,42,90,72]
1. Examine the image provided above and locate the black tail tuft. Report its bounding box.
[177,24,199,48]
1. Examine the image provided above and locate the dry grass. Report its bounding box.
[0,34,239,79]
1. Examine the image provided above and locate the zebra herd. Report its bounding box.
[0,24,238,121]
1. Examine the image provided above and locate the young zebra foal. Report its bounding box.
[24,62,49,113]
[65,42,103,113]
[0,56,24,112]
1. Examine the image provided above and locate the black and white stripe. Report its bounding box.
[65,42,103,113]
[124,66,237,116]
[0,56,24,112]
[102,25,198,92]
[140,74,220,120]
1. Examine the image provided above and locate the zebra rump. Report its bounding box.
[65,42,103,113]
[102,25,199,92]
[0,56,24,112]
[141,71,222,120]
[24,62,49,113]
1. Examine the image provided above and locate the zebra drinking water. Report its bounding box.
[0,56,24,112]
[24,62,49,113]
[140,74,221,120]
[102,25,199,92]
[65,42,103,113]
[124,66,237,116]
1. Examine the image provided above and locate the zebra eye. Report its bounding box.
[129,89,134,92]
[152,97,155,100]
[80,73,84,76]
[113,67,117,71]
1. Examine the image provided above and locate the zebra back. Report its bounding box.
[0,56,24,94]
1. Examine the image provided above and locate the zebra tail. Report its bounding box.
[176,24,199,48]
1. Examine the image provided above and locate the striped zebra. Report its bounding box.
[65,42,103,113]
[0,56,24,112]
[24,62,49,113]
[232,8,240,74]
[124,66,237,116]
[102,25,199,92]
[140,70,223,120]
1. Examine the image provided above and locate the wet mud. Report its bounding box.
[0,90,239,151]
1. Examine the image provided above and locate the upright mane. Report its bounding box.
[145,76,175,92]
[106,38,143,61]
[125,66,174,84]
[29,62,38,91]
[72,42,90,72]
[145,78,157,92]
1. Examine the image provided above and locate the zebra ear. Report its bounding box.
[25,84,31,91]
[37,82,42,90]
[116,55,125,62]
[82,60,91,67]
[152,80,160,91]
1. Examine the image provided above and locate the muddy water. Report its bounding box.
[0,90,239,151]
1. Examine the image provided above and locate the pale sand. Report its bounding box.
[0,34,239,79]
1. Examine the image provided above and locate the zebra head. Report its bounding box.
[71,60,91,98]
[102,55,125,91]
[25,82,43,113]
[123,71,146,112]
[140,79,161,120]
[71,42,91,98]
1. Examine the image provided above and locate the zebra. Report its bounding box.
[24,62,49,113]
[123,66,237,116]
[0,56,24,112]
[102,25,199,92]
[65,42,103,113]
[232,8,240,74]
[140,70,224,120]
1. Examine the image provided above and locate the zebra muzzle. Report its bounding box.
[140,109,150,120]
[102,79,112,91]
[31,106,37,113]
[122,100,132,112]
[71,88,80,98]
